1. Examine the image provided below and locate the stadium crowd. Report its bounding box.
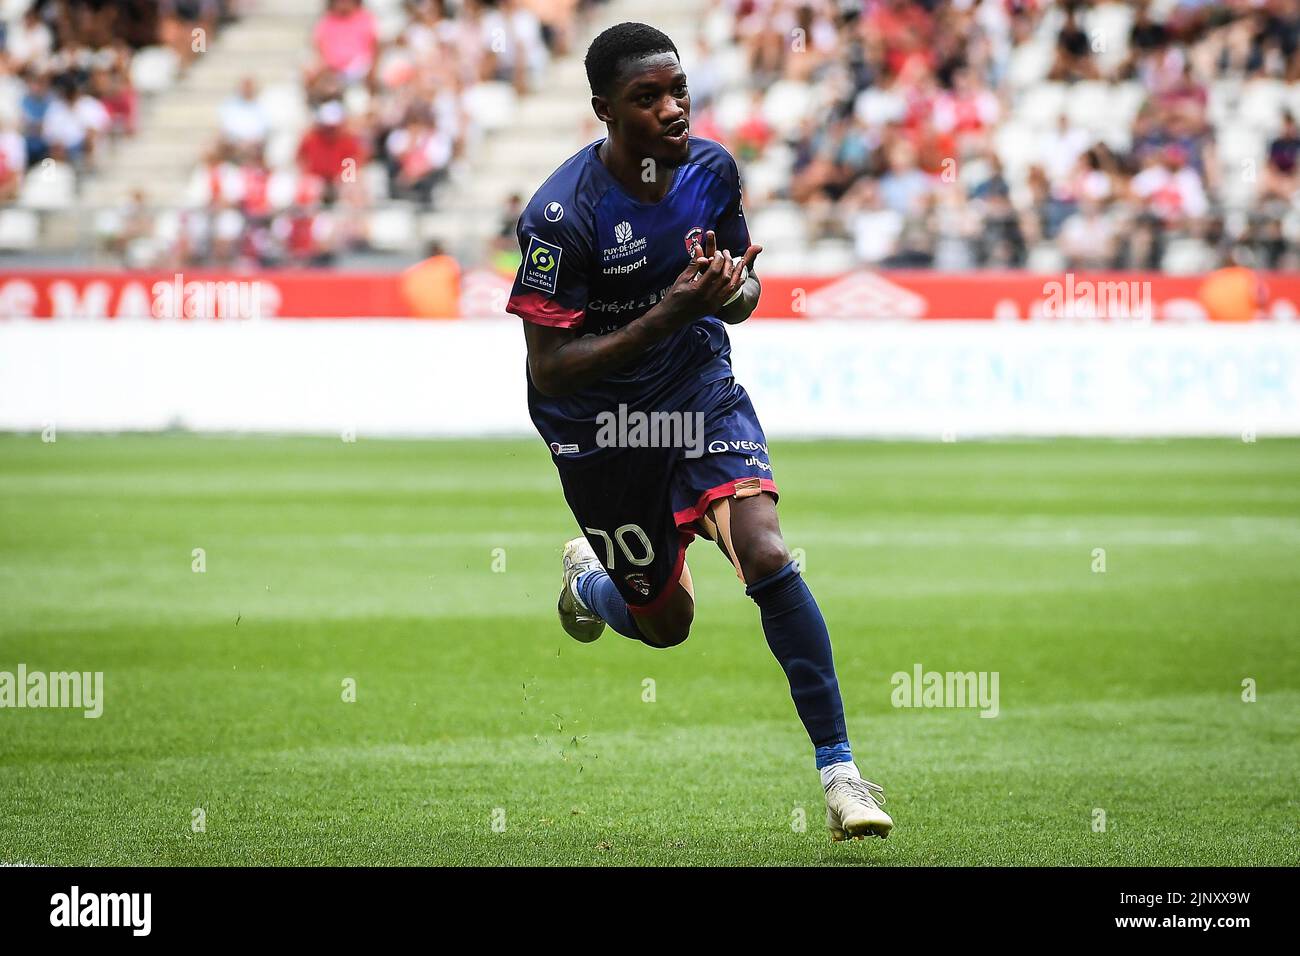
[166,0,607,267]
[0,1,234,202]
[3,0,1299,274]
[691,0,1300,272]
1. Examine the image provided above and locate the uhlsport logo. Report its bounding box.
[521,235,562,294]
[543,201,564,222]
[50,886,151,936]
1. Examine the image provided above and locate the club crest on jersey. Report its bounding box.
[521,235,562,294]
[624,573,652,597]
[684,226,704,255]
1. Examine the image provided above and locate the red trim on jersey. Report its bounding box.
[506,291,584,328]
[672,478,780,528]
[627,531,692,616]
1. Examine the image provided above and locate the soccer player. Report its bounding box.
[505,22,893,841]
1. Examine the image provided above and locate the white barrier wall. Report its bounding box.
[2,318,1298,437]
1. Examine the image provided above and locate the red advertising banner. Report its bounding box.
[1,267,1296,322]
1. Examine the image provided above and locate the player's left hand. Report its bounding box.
[689,231,762,313]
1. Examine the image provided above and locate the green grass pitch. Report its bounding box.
[1,433,1297,866]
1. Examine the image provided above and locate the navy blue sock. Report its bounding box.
[746,561,851,763]
[575,568,644,640]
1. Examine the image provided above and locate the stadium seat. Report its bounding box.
[1020,82,1068,129]
[1026,242,1066,273]
[343,85,371,118]
[1238,79,1286,134]
[130,47,180,96]
[18,162,75,210]
[853,87,906,127]
[748,203,809,249]
[363,162,390,204]
[463,82,518,133]
[1109,81,1147,128]
[1066,82,1113,131]
[259,84,309,130]
[0,208,40,250]
[1085,2,1134,72]
[714,89,757,133]
[1162,238,1216,274]
[1207,78,1242,128]
[808,239,858,274]
[762,81,815,137]
[743,146,795,203]
[367,206,417,250]
[994,122,1039,178]
[0,73,23,124]
[1006,37,1054,90]
[265,130,300,170]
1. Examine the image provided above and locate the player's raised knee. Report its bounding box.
[637,604,693,648]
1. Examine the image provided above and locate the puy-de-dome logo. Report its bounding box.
[530,245,556,271]
[602,221,647,261]
[684,225,703,254]
[544,201,564,222]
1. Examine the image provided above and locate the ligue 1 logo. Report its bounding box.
[683,225,703,255]
[530,245,556,272]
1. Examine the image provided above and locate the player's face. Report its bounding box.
[606,54,691,166]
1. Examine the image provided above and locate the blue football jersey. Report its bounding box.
[506,135,752,435]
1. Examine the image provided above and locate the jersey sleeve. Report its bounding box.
[505,202,590,330]
[714,153,752,256]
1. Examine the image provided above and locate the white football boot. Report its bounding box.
[823,762,893,841]
[557,537,606,643]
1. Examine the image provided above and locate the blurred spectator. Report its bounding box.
[159,0,220,71]
[273,198,337,266]
[0,119,26,202]
[385,109,453,206]
[1130,145,1209,224]
[20,70,54,167]
[311,0,379,88]
[296,101,368,200]
[846,178,902,264]
[708,0,1299,273]
[1059,198,1117,270]
[219,76,269,148]
[1050,4,1099,82]
[42,76,108,168]
[1261,110,1300,202]
[6,7,54,69]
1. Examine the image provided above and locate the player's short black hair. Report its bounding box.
[584,22,680,99]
